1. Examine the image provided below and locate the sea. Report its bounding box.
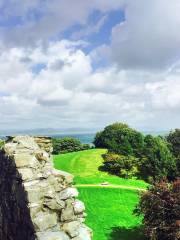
[0,131,168,144]
[50,131,168,144]
[51,133,95,144]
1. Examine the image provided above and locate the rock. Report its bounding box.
[61,199,76,222]
[0,136,92,240]
[14,153,40,169]
[36,231,70,240]
[3,142,17,155]
[13,136,39,150]
[73,200,85,214]
[18,168,34,181]
[35,150,49,162]
[59,188,79,200]
[43,198,65,210]
[71,225,92,240]
[53,169,74,184]
[33,212,58,231]
[26,186,43,203]
[62,221,81,238]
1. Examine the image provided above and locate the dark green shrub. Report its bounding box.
[102,153,140,178]
[52,137,90,154]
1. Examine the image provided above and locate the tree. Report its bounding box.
[167,129,180,175]
[167,129,180,157]
[139,135,178,182]
[135,179,180,240]
[93,122,144,157]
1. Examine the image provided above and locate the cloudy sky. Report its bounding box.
[0,0,180,132]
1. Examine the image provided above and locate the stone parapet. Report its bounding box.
[0,136,92,240]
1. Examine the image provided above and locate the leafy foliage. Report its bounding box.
[167,129,180,157]
[167,129,180,175]
[102,153,139,178]
[96,123,179,182]
[0,139,4,149]
[94,123,144,157]
[52,137,90,154]
[139,135,178,182]
[135,179,180,240]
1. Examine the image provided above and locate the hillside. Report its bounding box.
[54,149,148,240]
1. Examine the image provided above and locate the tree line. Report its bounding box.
[94,123,180,240]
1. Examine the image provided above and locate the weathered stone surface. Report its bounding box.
[36,231,70,240]
[0,136,92,240]
[59,188,79,200]
[71,225,92,240]
[34,212,58,231]
[13,136,39,150]
[73,200,85,215]
[44,198,65,210]
[18,168,34,181]
[14,154,37,168]
[26,186,43,203]
[35,150,50,162]
[53,169,74,184]
[62,221,81,238]
[61,199,77,222]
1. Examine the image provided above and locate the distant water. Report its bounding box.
[0,131,169,144]
[51,133,96,144]
[51,131,168,144]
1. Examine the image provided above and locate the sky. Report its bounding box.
[0,0,180,132]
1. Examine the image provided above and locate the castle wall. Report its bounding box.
[0,136,92,240]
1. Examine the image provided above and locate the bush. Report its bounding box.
[135,179,180,240]
[102,153,140,178]
[52,137,90,154]
[0,139,4,149]
[94,122,144,157]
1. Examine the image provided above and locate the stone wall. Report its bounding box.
[0,136,92,240]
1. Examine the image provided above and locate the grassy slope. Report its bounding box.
[78,187,146,240]
[53,149,148,189]
[53,149,148,240]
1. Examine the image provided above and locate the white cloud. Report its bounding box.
[0,0,180,131]
[110,0,180,70]
[0,0,124,46]
[0,39,180,130]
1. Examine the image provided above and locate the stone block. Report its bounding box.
[33,212,58,231]
[36,231,70,240]
[73,200,85,215]
[18,168,34,181]
[59,188,78,200]
[62,221,81,238]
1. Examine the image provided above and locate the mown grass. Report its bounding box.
[53,149,148,189]
[78,187,146,240]
[53,149,148,240]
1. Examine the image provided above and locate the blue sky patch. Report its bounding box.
[31,63,47,75]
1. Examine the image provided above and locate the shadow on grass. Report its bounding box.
[108,226,147,240]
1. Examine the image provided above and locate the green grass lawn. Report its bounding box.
[53,149,148,240]
[53,149,148,189]
[78,187,146,240]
